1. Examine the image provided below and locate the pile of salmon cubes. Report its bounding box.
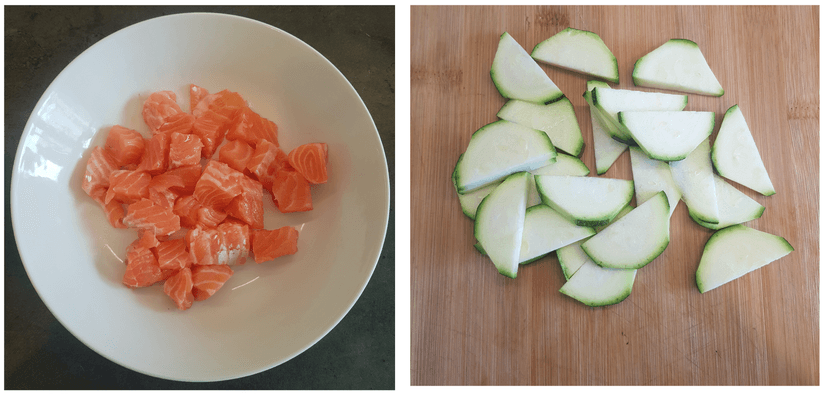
[80,85,329,310]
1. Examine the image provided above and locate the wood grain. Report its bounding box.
[410,5,818,385]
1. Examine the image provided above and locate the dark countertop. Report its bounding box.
[4,6,395,389]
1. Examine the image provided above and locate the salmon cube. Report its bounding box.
[225,176,264,229]
[251,226,299,263]
[246,140,289,191]
[189,84,210,113]
[137,132,171,176]
[169,132,203,169]
[192,89,247,119]
[187,225,222,266]
[123,198,181,238]
[105,169,151,204]
[156,112,195,136]
[226,107,279,147]
[123,245,166,288]
[217,221,250,265]
[104,125,145,167]
[163,267,194,310]
[142,91,184,132]
[193,160,245,210]
[165,164,202,195]
[191,109,231,158]
[218,139,254,172]
[82,146,120,199]
[173,195,201,228]
[288,143,328,184]
[191,265,234,301]
[271,169,313,213]
[155,238,193,271]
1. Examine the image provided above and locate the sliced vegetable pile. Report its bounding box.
[454,28,792,306]
[82,85,329,310]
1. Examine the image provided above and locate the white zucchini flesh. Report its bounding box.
[491,32,564,104]
[620,111,715,161]
[458,154,589,219]
[457,183,497,219]
[711,104,775,196]
[633,38,724,97]
[696,224,793,293]
[518,205,596,264]
[474,172,531,278]
[475,204,595,264]
[531,27,619,84]
[496,98,585,157]
[629,147,682,218]
[556,204,634,280]
[592,87,689,144]
[559,259,637,307]
[585,81,627,174]
[689,175,765,230]
[535,175,634,227]
[453,120,556,194]
[669,139,720,224]
[581,191,670,269]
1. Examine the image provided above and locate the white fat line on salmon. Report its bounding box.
[232,276,260,291]
[105,244,124,264]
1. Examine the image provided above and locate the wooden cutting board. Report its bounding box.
[410,5,818,385]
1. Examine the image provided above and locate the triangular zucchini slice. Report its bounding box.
[556,204,634,280]
[711,104,775,196]
[531,27,619,84]
[629,147,681,218]
[491,32,563,104]
[619,111,715,161]
[585,80,627,175]
[581,191,670,269]
[496,98,584,157]
[669,139,720,224]
[559,259,637,307]
[453,120,556,194]
[535,175,633,227]
[474,172,531,278]
[696,225,793,293]
[633,38,724,97]
[689,175,765,230]
[591,87,689,144]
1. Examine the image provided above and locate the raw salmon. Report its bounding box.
[156,112,195,136]
[101,198,128,229]
[216,221,250,265]
[123,198,181,238]
[192,89,247,119]
[82,146,120,198]
[164,267,194,310]
[147,173,185,209]
[105,169,151,204]
[191,265,234,301]
[190,84,209,113]
[137,132,171,176]
[288,143,328,184]
[226,106,279,147]
[123,235,169,288]
[173,195,201,228]
[142,91,184,132]
[251,227,299,263]
[193,160,244,210]
[187,225,222,266]
[271,169,313,213]
[225,175,264,229]
[218,139,254,173]
[165,164,202,194]
[104,125,145,167]
[168,132,203,169]
[246,139,289,191]
[197,205,227,228]
[191,109,231,158]
[155,238,192,271]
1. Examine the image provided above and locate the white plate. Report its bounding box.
[10,13,389,382]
